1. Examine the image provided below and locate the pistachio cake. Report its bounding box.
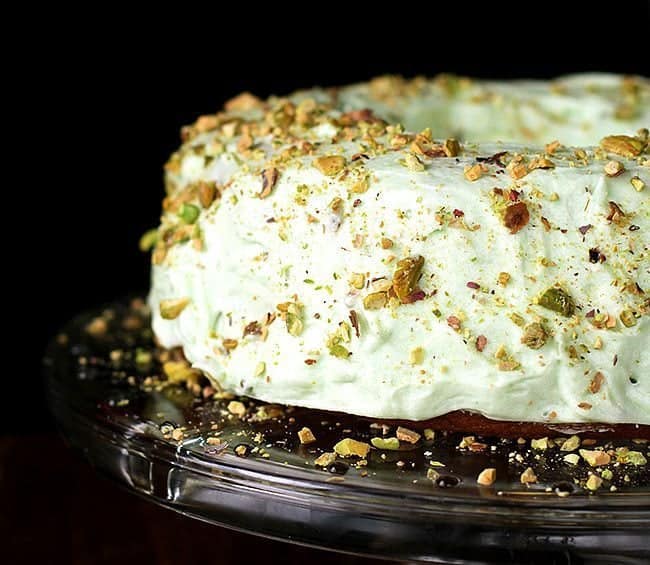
[148,74,650,427]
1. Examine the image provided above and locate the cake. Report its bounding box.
[147,74,649,430]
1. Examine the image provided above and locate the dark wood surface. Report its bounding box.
[1,434,386,565]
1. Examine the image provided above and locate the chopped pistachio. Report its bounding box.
[494,344,519,371]
[372,278,393,292]
[620,309,637,328]
[227,400,247,417]
[616,448,648,465]
[333,438,370,458]
[531,437,549,450]
[135,349,152,367]
[328,343,350,359]
[178,203,200,225]
[423,428,435,441]
[86,317,107,336]
[580,449,611,467]
[498,272,511,286]
[600,134,646,158]
[152,245,167,265]
[545,140,561,154]
[260,168,279,198]
[363,291,388,310]
[286,313,303,336]
[253,362,266,377]
[381,237,394,249]
[498,358,520,371]
[392,255,424,302]
[538,286,575,317]
[560,435,581,452]
[520,467,537,484]
[591,312,615,329]
[521,322,549,349]
[314,452,337,467]
[625,451,647,466]
[225,91,262,111]
[297,427,317,445]
[459,436,475,449]
[508,161,529,180]
[563,453,580,465]
[160,297,190,320]
[403,152,425,171]
[234,444,249,457]
[604,160,625,177]
[198,181,218,208]
[294,184,309,205]
[163,360,200,385]
[630,176,645,192]
[528,156,555,170]
[314,155,346,176]
[371,437,400,450]
[585,474,603,491]
[443,138,461,157]
[349,174,370,194]
[606,202,626,227]
[477,468,496,486]
[409,347,425,365]
[509,313,525,327]
[396,426,421,444]
[139,229,158,252]
[503,202,530,234]
[222,338,238,351]
[464,163,483,181]
[326,322,351,359]
[350,272,366,290]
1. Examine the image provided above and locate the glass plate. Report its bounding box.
[44,298,650,563]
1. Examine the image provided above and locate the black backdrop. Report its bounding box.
[10,5,649,433]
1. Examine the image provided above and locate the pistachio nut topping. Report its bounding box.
[150,73,649,424]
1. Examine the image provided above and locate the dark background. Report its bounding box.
[3,6,649,563]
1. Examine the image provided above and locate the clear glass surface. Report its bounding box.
[44,299,650,563]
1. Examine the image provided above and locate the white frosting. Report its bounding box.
[149,74,650,423]
[297,73,650,145]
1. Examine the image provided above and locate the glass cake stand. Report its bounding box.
[44,298,650,564]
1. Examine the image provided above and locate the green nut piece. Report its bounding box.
[178,203,200,224]
[538,287,575,317]
[370,437,400,450]
[139,228,158,252]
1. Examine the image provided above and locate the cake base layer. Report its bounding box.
[364,410,650,440]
